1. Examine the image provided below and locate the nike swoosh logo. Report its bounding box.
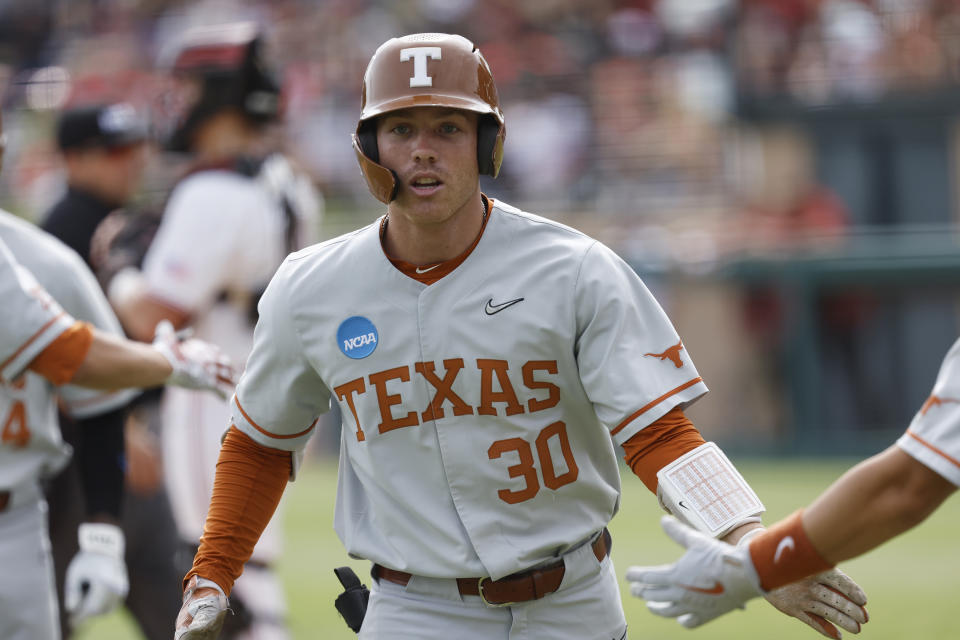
[679,581,725,595]
[415,264,441,274]
[774,536,795,563]
[485,297,524,315]
[678,500,690,510]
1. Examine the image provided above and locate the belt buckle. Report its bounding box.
[477,577,515,608]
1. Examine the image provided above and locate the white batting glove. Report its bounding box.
[64,523,129,628]
[175,575,229,640]
[152,320,235,399]
[763,568,868,639]
[626,515,761,628]
[626,516,868,638]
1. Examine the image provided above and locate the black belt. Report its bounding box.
[374,528,611,606]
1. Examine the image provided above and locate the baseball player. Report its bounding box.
[0,221,236,640]
[42,102,186,640]
[627,335,960,632]
[175,33,867,640]
[108,22,320,639]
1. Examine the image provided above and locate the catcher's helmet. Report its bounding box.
[159,22,281,153]
[353,33,506,204]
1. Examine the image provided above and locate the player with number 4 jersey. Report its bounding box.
[176,33,868,640]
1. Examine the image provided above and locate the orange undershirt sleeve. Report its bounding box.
[27,321,94,385]
[185,425,292,595]
[621,406,706,493]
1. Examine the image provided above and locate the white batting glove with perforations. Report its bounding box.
[152,320,235,399]
[65,523,129,628]
[175,576,229,640]
[763,568,868,639]
[627,516,868,638]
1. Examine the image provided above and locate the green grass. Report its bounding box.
[75,456,960,639]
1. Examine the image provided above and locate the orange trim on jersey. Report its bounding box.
[27,321,94,385]
[622,407,706,493]
[610,377,703,436]
[185,425,291,595]
[385,195,492,285]
[904,429,960,470]
[0,312,68,376]
[749,510,833,591]
[233,397,317,440]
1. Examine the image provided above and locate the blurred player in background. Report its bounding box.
[175,33,866,640]
[627,336,960,632]
[0,108,234,640]
[106,22,321,640]
[41,102,184,640]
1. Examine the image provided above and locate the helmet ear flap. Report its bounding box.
[356,121,379,163]
[477,114,504,177]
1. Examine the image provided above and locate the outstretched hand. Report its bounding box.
[626,516,868,638]
[152,320,236,399]
[626,516,762,628]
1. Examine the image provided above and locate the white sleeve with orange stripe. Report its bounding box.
[230,259,331,460]
[897,337,960,487]
[573,241,709,445]
[0,240,75,383]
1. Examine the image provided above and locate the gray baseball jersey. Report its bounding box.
[0,235,75,384]
[232,200,708,580]
[0,210,136,490]
[897,336,960,487]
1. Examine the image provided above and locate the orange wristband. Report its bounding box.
[748,510,834,591]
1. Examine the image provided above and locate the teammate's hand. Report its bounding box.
[152,320,235,398]
[175,576,229,640]
[625,515,762,628]
[64,523,129,628]
[763,568,868,639]
[626,516,869,637]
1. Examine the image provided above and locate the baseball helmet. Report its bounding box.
[159,22,281,153]
[353,33,506,204]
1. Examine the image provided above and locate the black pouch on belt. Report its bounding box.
[334,566,370,633]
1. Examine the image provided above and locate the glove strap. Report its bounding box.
[78,522,125,558]
[748,510,833,591]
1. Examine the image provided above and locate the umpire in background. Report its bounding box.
[41,102,183,640]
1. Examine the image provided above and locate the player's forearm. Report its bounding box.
[71,328,171,390]
[187,426,291,595]
[803,446,955,563]
[108,270,190,342]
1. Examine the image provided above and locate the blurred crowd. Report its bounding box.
[0,0,957,244]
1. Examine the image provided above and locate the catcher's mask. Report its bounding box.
[156,22,281,153]
[353,33,506,204]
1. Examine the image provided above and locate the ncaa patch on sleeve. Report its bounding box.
[337,316,379,359]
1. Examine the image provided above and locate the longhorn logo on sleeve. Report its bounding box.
[644,340,685,368]
[920,395,960,416]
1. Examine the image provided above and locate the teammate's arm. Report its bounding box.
[623,445,951,637]
[803,445,954,565]
[28,320,233,395]
[623,411,867,638]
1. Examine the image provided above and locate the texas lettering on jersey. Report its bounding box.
[334,358,560,441]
